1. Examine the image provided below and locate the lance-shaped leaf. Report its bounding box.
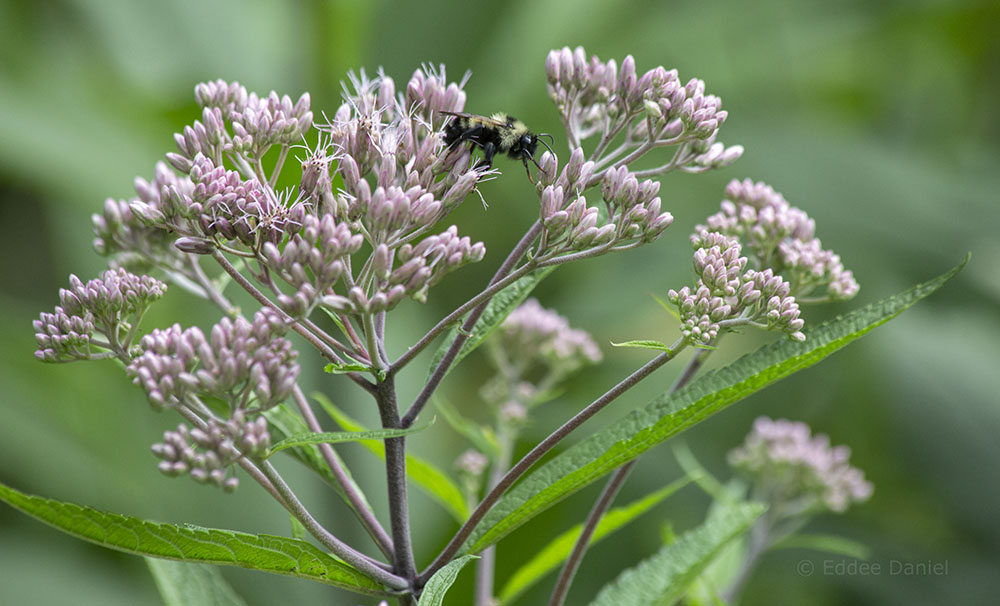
[267,421,432,457]
[145,558,248,606]
[0,482,388,597]
[427,268,554,381]
[587,502,765,606]
[498,474,694,605]
[434,396,501,458]
[417,554,478,606]
[464,258,966,553]
[316,394,468,522]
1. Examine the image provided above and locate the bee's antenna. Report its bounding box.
[536,133,556,156]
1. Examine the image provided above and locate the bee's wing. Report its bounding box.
[439,111,507,128]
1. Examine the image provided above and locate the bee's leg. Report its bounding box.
[524,153,544,183]
[478,142,497,169]
[449,126,483,149]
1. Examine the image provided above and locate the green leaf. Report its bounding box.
[650,292,681,321]
[465,258,966,553]
[434,396,501,458]
[315,394,469,522]
[145,558,248,606]
[427,268,554,381]
[610,339,674,353]
[0,481,388,596]
[498,474,694,605]
[587,503,766,606]
[267,421,432,456]
[264,404,373,514]
[672,442,739,504]
[772,532,871,560]
[288,515,308,541]
[417,554,478,606]
[323,362,370,374]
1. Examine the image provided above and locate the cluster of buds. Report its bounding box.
[261,214,363,317]
[152,410,270,492]
[169,79,313,170]
[92,162,194,267]
[729,417,873,513]
[296,66,486,312]
[95,81,314,262]
[668,232,805,344]
[454,448,490,502]
[545,46,741,172]
[172,154,307,248]
[537,153,675,255]
[34,269,167,362]
[697,179,859,301]
[488,298,602,393]
[127,310,299,412]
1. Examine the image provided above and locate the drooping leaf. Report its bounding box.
[315,394,468,522]
[417,554,478,606]
[610,339,674,353]
[0,481,388,596]
[427,268,554,381]
[434,396,501,458]
[145,558,248,606]
[498,474,695,605]
[264,404,373,513]
[465,258,966,553]
[267,421,432,456]
[587,502,766,606]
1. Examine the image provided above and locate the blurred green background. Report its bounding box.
[1,0,998,604]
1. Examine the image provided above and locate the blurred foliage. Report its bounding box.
[1,0,997,604]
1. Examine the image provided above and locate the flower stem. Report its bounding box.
[375,374,417,583]
[398,220,544,427]
[419,338,687,584]
[291,386,394,558]
[257,459,409,590]
[548,459,635,606]
[549,338,709,604]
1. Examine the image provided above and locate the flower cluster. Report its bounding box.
[537,151,675,254]
[696,179,859,301]
[151,410,270,492]
[34,269,167,362]
[127,310,299,412]
[283,66,486,312]
[261,213,363,317]
[545,46,742,172]
[669,232,805,344]
[93,162,194,267]
[497,298,602,373]
[171,79,313,169]
[729,417,873,513]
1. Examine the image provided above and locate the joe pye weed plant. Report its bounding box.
[7,46,965,605]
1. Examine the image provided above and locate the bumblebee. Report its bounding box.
[441,111,555,181]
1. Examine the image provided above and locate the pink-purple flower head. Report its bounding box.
[93,162,194,263]
[668,233,805,345]
[545,46,740,172]
[185,79,313,160]
[34,269,167,362]
[729,417,873,513]
[152,409,270,492]
[495,298,602,377]
[537,160,674,256]
[127,309,299,412]
[697,179,859,301]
